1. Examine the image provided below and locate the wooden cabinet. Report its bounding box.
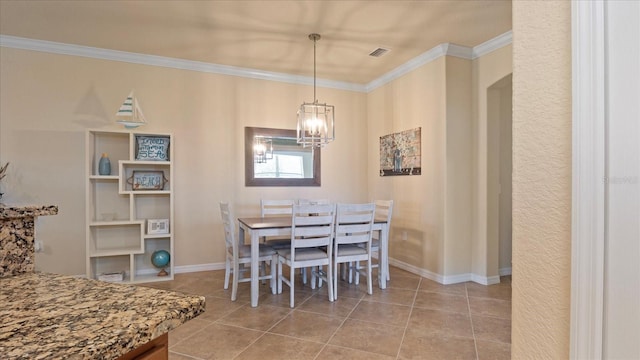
[86,130,174,283]
[117,333,168,360]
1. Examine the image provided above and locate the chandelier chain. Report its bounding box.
[313,35,317,103]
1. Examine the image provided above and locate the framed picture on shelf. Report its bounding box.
[135,135,170,161]
[129,170,167,190]
[147,219,169,235]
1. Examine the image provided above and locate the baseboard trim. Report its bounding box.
[471,273,501,285]
[162,260,509,285]
[174,263,226,274]
[389,258,505,285]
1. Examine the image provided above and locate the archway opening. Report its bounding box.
[487,73,513,279]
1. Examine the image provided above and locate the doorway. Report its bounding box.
[487,74,513,278]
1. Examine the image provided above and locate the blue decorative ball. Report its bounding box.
[151,250,170,268]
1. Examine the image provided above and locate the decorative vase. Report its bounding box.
[98,153,111,175]
[393,149,402,172]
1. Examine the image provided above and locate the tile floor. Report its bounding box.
[141,267,511,360]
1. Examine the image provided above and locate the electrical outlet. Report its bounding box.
[34,241,43,253]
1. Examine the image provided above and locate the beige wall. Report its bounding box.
[367,53,499,282]
[367,57,447,275]
[512,1,571,358]
[0,48,368,275]
[444,56,473,277]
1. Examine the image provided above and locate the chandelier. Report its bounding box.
[253,136,273,163]
[297,33,335,148]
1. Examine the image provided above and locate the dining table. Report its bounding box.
[237,215,390,307]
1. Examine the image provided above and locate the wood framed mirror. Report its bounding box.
[245,127,321,187]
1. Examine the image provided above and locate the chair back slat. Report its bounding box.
[297,198,330,205]
[374,200,394,223]
[335,203,376,246]
[291,203,336,249]
[219,202,237,253]
[261,199,295,217]
[294,214,334,226]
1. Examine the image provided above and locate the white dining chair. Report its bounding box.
[333,203,376,300]
[260,199,295,248]
[297,198,330,286]
[371,200,393,283]
[220,202,277,301]
[277,203,335,307]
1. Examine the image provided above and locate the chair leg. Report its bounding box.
[355,261,361,285]
[302,268,308,285]
[317,266,324,288]
[277,257,283,294]
[231,260,239,301]
[386,260,391,281]
[367,259,373,295]
[310,267,317,290]
[334,260,339,301]
[270,255,277,294]
[224,256,231,290]
[289,265,295,308]
[327,262,334,302]
[260,262,267,285]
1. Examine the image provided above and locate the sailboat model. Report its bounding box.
[115,91,147,129]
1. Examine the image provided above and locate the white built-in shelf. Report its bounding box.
[85,129,174,284]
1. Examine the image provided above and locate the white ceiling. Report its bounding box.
[0,0,512,85]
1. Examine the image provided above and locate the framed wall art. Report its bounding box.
[147,219,170,235]
[135,135,170,161]
[129,170,167,190]
[380,127,421,176]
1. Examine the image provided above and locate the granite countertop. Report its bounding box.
[0,272,205,359]
[0,205,59,219]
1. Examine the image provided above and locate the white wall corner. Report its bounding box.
[570,0,606,359]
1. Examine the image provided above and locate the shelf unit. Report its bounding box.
[86,130,174,283]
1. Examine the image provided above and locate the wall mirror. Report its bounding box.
[245,127,321,187]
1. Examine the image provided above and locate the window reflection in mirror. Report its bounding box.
[254,137,313,179]
[245,127,321,186]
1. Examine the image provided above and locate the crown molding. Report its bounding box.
[0,35,366,93]
[1,30,512,94]
[365,31,511,91]
[472,30,513,59]
[365,43,449,92]
[446,43,475,59]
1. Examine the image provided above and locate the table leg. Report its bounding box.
[250,231,260,307]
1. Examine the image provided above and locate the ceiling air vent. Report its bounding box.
[369,47,390,57]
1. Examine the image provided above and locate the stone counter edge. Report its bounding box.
[0,205,59,219]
